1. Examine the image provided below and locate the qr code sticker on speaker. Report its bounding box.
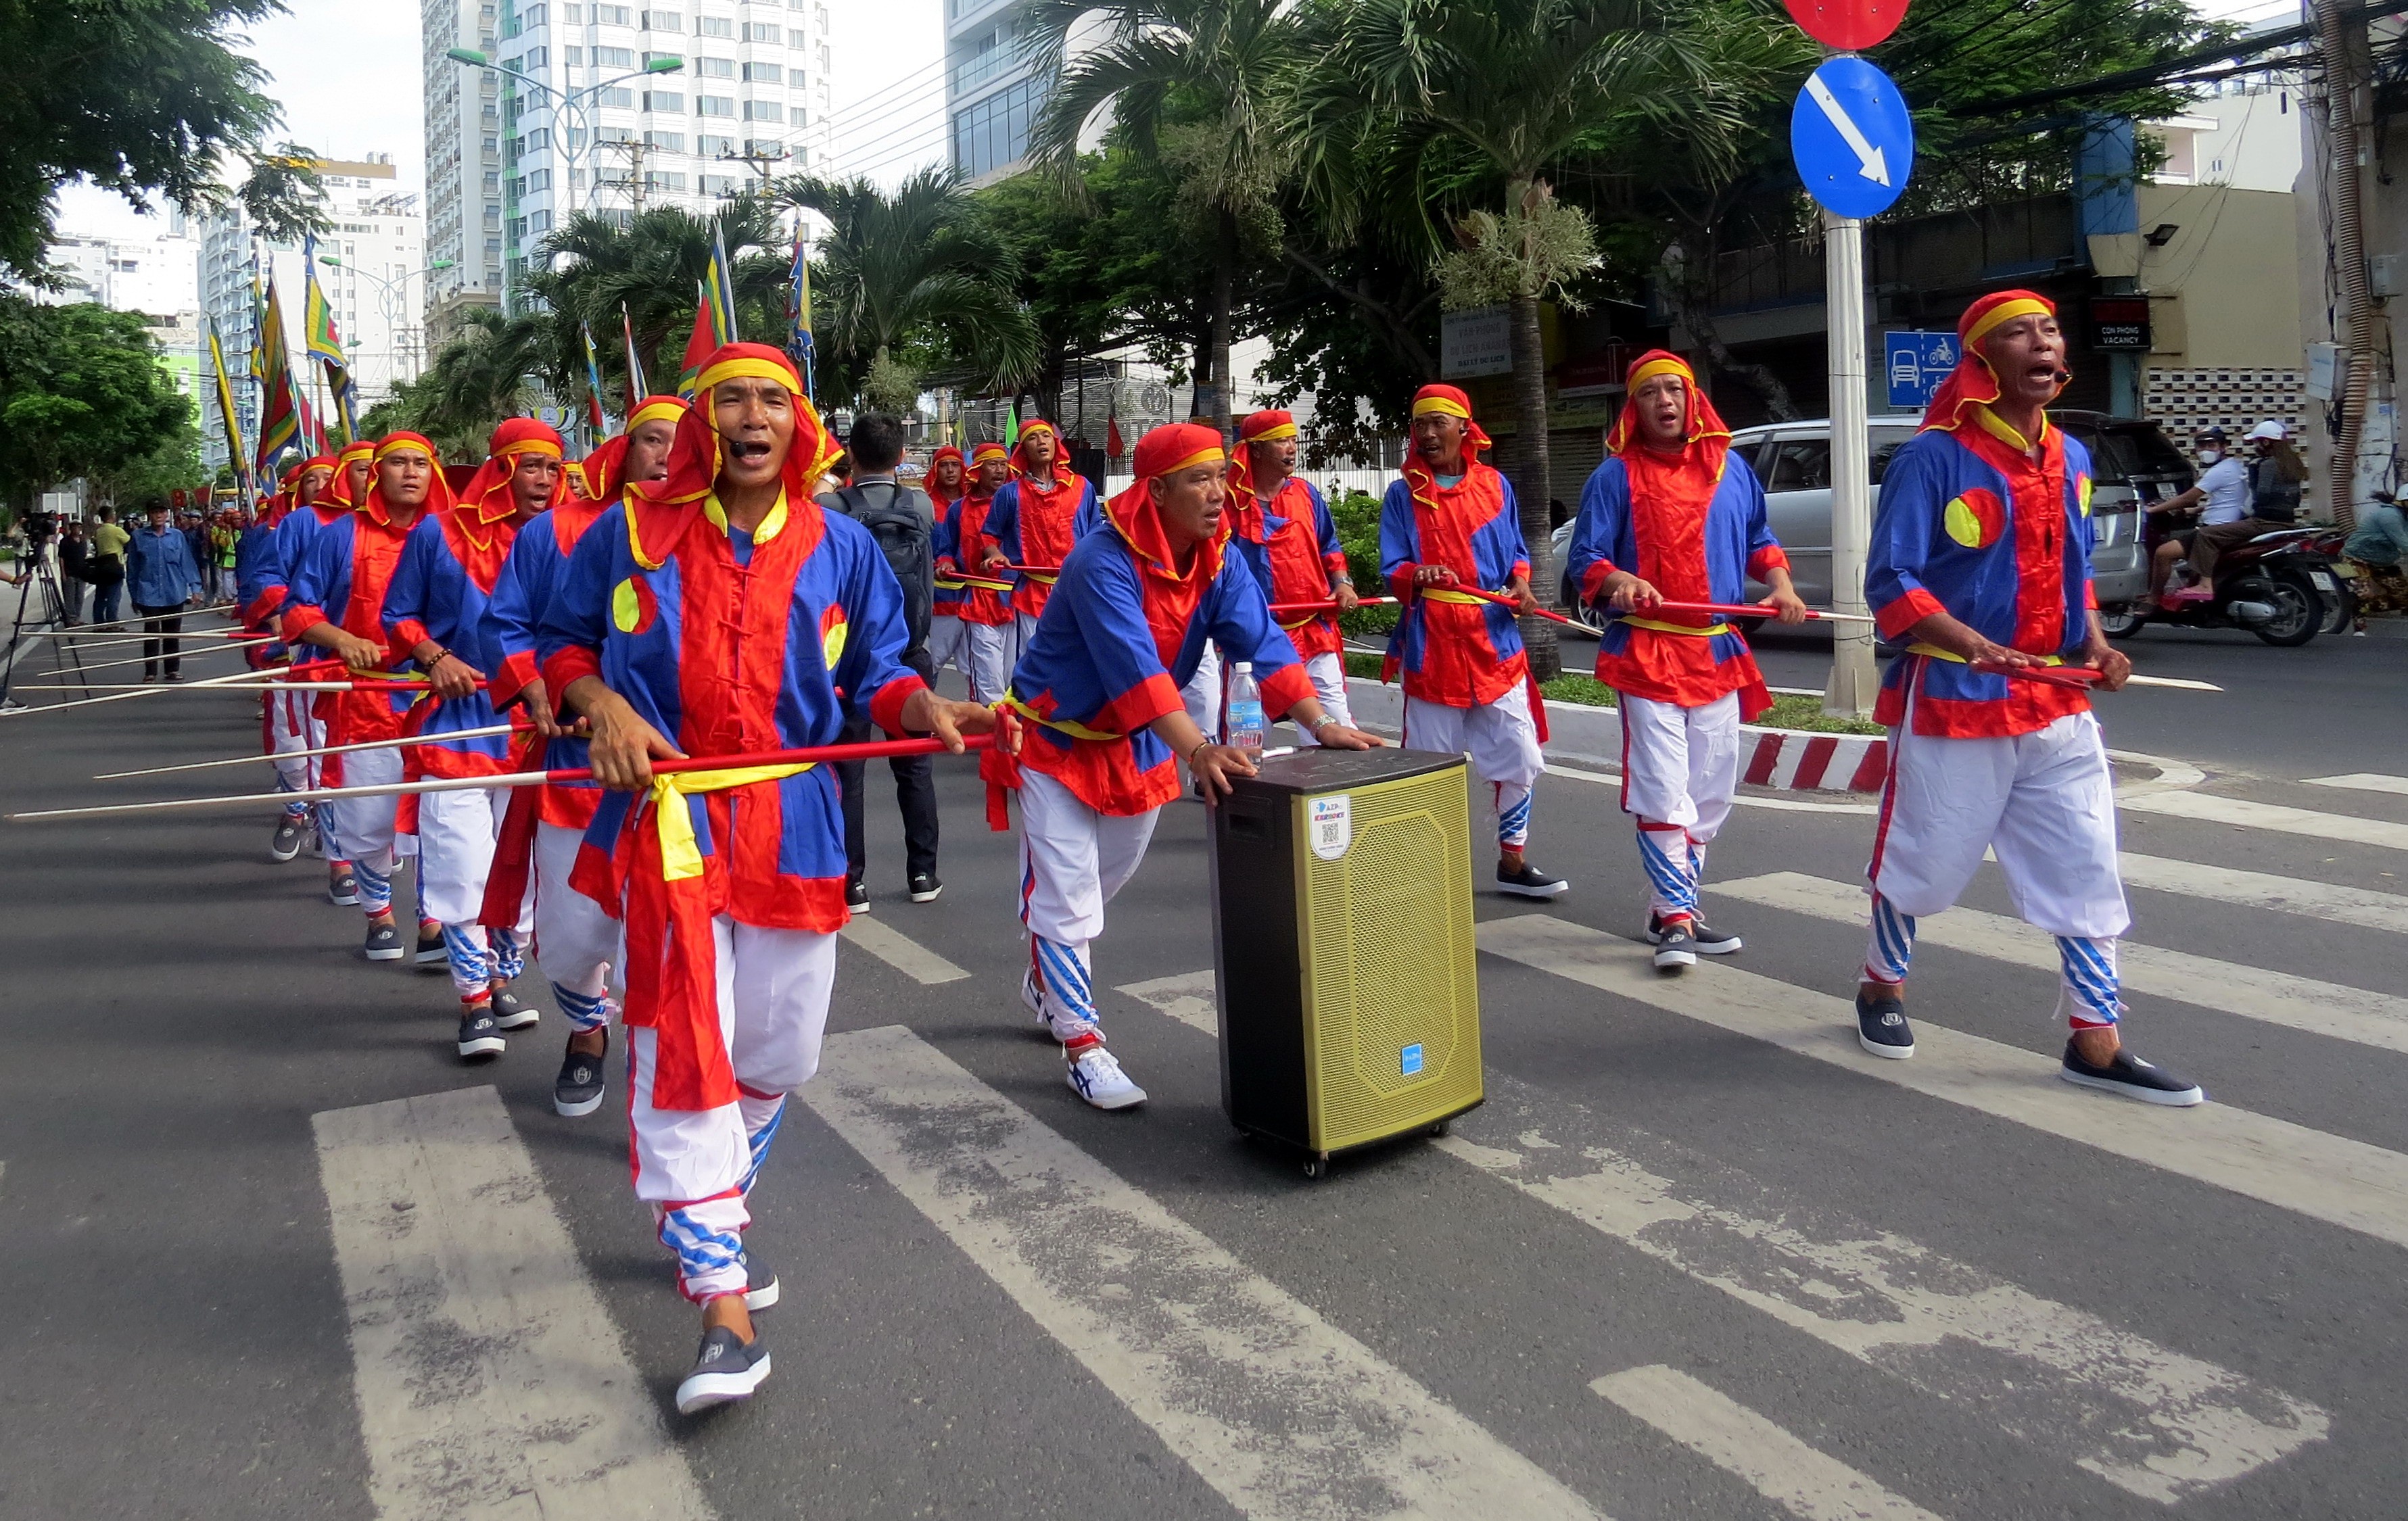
[1310,794,1352,861]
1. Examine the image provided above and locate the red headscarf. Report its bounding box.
[969,440,1010,482]
[624,343,842,569]
[579,395,690,504]
[1609,349,1732,499]
[456,418,572,521]
[1402,384,1494,512]
[327,439,376,508]
[1226,409,1298,502]
[1008,418,1061,480]
[1098,422,1231,583]
[926,444,966,506]
[361,432,458,527]
[1921,289,2065,435]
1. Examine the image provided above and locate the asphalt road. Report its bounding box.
[3,617,2406,1520]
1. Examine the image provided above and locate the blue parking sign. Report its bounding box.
[1885,331,1959,411]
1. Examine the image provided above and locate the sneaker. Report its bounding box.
[553,1032,609,1117]
[674,1324,771,1415]
[328,869,360,907]
[1066,1043,1147,1109]
[745,1258,780,1313]
[456,1005,506,1059]
[845,879,870,912]
[489,984,539,1030]
[363,920,404,961]
[1856,990,1916,1059]
[908,873,943,903]
[1497,861,1569,899]
[2060,1039,2204,1106]
[1648,912,1740,955]
[1653,920,1697,971]
[269,815,306,863]
[414,925,447,969]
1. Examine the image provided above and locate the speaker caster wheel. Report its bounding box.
[1302,1157,1327,1179]
[1426,1119,1451,1138]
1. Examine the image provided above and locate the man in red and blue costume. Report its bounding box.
[480,395,687,1117]
[237,455,341,873]
[1856,289,2200,1105]
[988,421,1379,1111]
[1566,351,1808,968]
[283,433,452,964]
[981,418,1096,654]
[1380,383,1564,898]
[383,417,573,1061]
[933,439,1018,702]
[922,445,970,682]
[537,342,999,1414]
[1227,407,1358,742]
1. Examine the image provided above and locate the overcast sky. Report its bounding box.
[52,0,947,239]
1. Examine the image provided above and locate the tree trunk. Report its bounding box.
[1207,206,1237,441]
[1505,287,1561,681]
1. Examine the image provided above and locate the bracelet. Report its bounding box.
[1187,738,1212,767]
[1311,715,1340,733]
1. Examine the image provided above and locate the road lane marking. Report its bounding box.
[805,1026,1605,1521]
[1476,914,2408,1251]
[1714,871,2408,1055]
[1592,1366,1948,1520]
[311,1086,714,1521]
[1116,970,1217,1035]
[2303,773,2408,798]
[1544,762,1879,815]
[2117,852,2408,936]
[1450,1076,2326,1503]
[839,915,970,984]
[2121,791,2408,852]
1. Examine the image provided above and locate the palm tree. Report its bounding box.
[775,168,1037,413]
[1020,0,1306,439]
[1304,0,1795,677]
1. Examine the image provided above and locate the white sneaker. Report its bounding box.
[1066,1045,1146,1109]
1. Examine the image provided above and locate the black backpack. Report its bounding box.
[828,481,935,656]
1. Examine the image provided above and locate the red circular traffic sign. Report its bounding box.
[1785,0,1907,50]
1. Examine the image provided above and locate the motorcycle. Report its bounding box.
[2099,501,2336,646]
[2304,515,2408,633]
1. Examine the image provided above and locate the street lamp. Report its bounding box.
[447,48,686,241]
[319,256,457,385]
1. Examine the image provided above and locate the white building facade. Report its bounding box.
[424,0,836,322]
[945,0,1046,185]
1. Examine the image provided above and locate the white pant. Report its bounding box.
[965,621,1015,705]
[1870,709,2127,939]
[1016,769,1159,1029]
[266,688,325,795]
[630,921,835,1301]
[535,819,618,1031]
[1618,692,1741,919]
[323,745,404,913]
[1292,651,1353,742]
[926,612,967,679]
[417,785,533,998]
[1181,640,1223,740]
[1401,685,1545,848]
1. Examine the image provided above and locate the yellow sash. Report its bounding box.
[1419,587,1489,607]
[1002,689,1123,742]
[647,763,812,882]
[1906,643,2065,667]
[1619,617,1734,637]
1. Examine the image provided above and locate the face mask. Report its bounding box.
[2197,448,2223,464]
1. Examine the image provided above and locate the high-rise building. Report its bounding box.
[424,0,836,331]
[197,157,427,476]
[945,0,1047,185]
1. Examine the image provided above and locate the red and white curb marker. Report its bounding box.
[1741,727,1888,793]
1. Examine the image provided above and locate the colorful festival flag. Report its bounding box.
[786,224,815,402]
[206,320,250,494]
[253,274,302,476]
[581,322,609,435]
[621,302,648,414]
[301,234,361,447]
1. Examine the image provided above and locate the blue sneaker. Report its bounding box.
[675,1326,771,1414]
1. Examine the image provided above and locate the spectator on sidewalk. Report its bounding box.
[87,506,129,626]
[55,521,88,625]
[126,502,204,681]
[818,412,943,908]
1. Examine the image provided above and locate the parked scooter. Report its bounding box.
[2100,500,2338,646]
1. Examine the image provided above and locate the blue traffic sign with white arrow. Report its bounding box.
[1791,55,1914,219]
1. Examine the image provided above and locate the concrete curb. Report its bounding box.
[1342,676,1888,794]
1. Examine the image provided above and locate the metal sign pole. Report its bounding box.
[1823,208,1879,717]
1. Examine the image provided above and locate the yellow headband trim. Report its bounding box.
[1018,422,1057,437]
[972,447,1010,464]
[1244,422,1299,442]
[694,356,804,397]
[498,439,564,461]
[373,439,435,464]
[1412,395,1471,420]
[337,443,375,463]
[1628,357,1695,390]
[1158,445,1227,477]
[630,401,686,428]
[1964,297,2054,352]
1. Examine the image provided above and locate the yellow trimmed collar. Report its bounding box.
[1973,404,2050,454]
[703,489,788,544]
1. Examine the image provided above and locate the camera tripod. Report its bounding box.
[0,539,89,712]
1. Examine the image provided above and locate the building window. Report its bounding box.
[697,14,732,35]
[645,129,686,151]
[595,3,631,22]
[596,45,634,65]
[703,174,736,195]
[697,93,734,116]
[742,61,780,82]
[951,74,1044,178]
[788,105,808,126]
[787,27,807,47]
[642,8,682,28]
[697,132,734,155]
[564,45,583,64]
[527,167,552,190]
[646,170,688,191]
[524,45,548,66]
[741,98,780,120]
[531,210,554,232]
[509,216,528,241]
[527,126,553,149]
[509,175,527,198]
[598,86,634,106]
[642,89,684,111]
[524,2,548,23]
[483,171,501,191]
[561,1,581,17]
[697,55,733,76]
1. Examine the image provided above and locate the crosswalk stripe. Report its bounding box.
[1117,970,1217,1035]
[1592,1366,1949,1520]
[1544,762,1879,815]
[2303,773,2408,798]
[2121,791,2408,852]
[2117,852,2408,936]
[1714,871,2408,1055]
[1476,914,2408,1251]
[839,915,970,984]
[312,1086,714,1521]
[804,1026,1605,1521]
[1448,1074,2326,1502]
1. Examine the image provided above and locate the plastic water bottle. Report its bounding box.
[1225,661,1265,757]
